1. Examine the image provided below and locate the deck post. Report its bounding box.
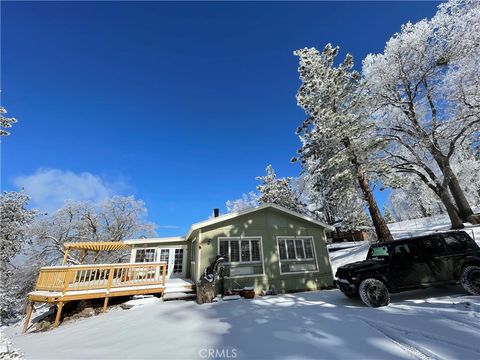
[23,301,34,333]
[62,250,69,265]
[103,297,109,313]
[54,301,64,328]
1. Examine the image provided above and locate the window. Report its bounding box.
[278,238,315,260]
[443,233,476,252]
[135,248,156,263]
[420,237,447,255]
[393,244,412,262]
[219,237,262,263]
[367,245,390,261]
[276,236,318,274]
[217,237,264,278]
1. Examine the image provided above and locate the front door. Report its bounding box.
[158,247,186,278]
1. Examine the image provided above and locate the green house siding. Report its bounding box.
[194,207,334,294]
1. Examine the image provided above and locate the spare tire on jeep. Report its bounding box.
[359,278,390,307]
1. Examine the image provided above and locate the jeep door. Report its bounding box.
[418,236,452,283]
[390,242,434,289]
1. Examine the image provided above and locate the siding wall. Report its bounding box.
[197,208,334,294]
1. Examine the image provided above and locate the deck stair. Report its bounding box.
[163,278,196,302]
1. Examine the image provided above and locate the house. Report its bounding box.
[124,204,335,294]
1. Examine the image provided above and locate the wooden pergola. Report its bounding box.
[62,242,132,265]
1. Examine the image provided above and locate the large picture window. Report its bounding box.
[218,237,264,277]
[276,236,318,274]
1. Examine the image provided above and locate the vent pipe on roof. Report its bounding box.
[213,208,220,218]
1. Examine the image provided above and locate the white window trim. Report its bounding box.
[276,236,320,275]
[133,247,158,263]
[217,236,265,278]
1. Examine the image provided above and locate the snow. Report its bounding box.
[5,287,480,360]
[5,214,480,359]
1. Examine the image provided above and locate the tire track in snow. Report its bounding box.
[358,318,438,360]
[356,316,480,358]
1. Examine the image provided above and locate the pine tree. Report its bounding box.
[256,165,303,213]
[294,45,393,241]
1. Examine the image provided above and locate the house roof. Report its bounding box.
[124,204,334,245]
[185,203,335,238]
[123,236,186,245]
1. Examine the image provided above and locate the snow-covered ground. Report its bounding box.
[4,215,480,360]
[5,287,480,360]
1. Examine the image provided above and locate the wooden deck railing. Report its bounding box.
[34,262,168,293]
[24,262,167,332]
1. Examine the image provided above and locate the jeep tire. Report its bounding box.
[359,278,390,307]
[461,265,480,295]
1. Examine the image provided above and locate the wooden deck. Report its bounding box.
[24,262,168,332]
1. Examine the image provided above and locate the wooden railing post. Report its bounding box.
[162,263,166,286]
[62,268,73,294]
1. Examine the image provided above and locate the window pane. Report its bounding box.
[278,239,287,260]
[219,240,229,259]
[241,240,251,262]
[304,239,314,259]
[443,233,475,252]
[420,237,447,255]
[295,240,305,259]
[136,249,156,262]
[251,240,261,261]
[393,244,412,262]
[230,240,240,262]
[286,240,296,259]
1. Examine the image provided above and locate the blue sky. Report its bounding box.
[1,1,439,236]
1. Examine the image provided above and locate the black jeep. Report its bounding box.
[335,231,480,307]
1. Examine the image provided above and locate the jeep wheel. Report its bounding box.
[359,278,390,307]
[461,265,480,295]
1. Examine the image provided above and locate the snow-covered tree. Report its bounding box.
[388,177,445,222]
[299,156,371,230]
[382,204,394,224]
[0,106,18,136]
[226,192,259,213]
[294,45,393,241]
[28,195,156,265]
[0,191,37,268]
[256,165,304,212]
[452,144,480,208]
[0,191,37,324]
[362,0,480,227]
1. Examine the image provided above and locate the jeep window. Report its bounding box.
[443,233,477,252]
[419,237,447,255]
[367,245,390,261]
[393,244,412,262]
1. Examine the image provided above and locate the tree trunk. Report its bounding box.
[429,147,478,224]
[343,137,393,242]
[437,186,464,229]
[357,171,394,242]
[443,164,480,224]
